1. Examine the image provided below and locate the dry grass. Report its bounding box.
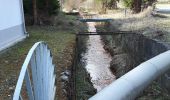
[99,6,170,42]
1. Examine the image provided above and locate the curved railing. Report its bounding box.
[13,42,56,100]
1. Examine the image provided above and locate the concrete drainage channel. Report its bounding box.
[71,22,116,100]
[70,14,170,99]
[71,23,170,99]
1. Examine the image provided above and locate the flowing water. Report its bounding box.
[82,22,116,92]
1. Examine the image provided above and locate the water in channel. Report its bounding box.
[82,22,116,92]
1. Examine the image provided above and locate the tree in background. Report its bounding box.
[107,0,119,9]
[95,0,119,13]
[37,0,60,15]
[132,0,142,13]
[123,0,156,13]
[123,0,141,13]
[23,0,60,25]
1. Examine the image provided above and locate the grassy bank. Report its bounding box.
[0,14,86,100]
[99,7,170,43]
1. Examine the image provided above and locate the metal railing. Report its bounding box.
[89,50,170,100]
[77,31,136,35]
[13,42,56,100]
[79,18,112,22]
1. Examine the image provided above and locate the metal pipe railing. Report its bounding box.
[89,50,170,100]
[13,42,56,100]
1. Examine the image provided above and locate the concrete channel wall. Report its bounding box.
[102,33,170,93]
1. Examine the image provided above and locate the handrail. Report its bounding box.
[89,50,170,100]
[13,42,56,100]
[77,31,136,35]
[79,18,112,22]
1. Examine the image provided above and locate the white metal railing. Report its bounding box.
[13,42,56,100]
[89,50,170,100]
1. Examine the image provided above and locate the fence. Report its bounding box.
[13,42,56,100]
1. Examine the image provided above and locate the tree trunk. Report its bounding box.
[33,0,38,25]
[132,0,142,13]
[102,0,107,14]
[45,0,49,15]
[108,0,117,9]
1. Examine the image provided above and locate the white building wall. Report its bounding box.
[0,0,26,51]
